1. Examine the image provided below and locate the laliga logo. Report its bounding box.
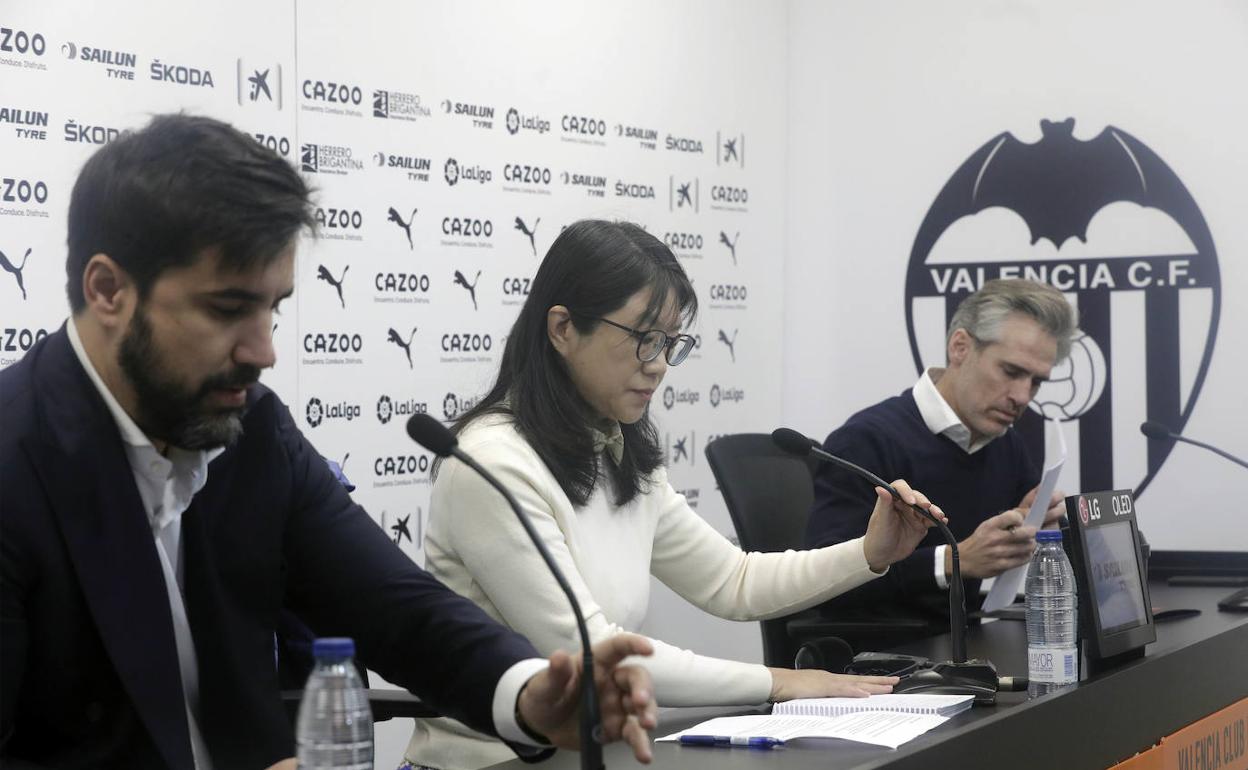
[444,157,459,185]
[904,118,1220,498]
[306,397,324,427]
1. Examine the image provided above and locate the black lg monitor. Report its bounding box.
[1063,489,1156,671]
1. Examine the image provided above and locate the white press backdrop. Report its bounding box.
[3,1,1247,766]
[1,0,783,763]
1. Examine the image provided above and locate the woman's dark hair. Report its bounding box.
[66,113,314,312]
[451,219,698,507]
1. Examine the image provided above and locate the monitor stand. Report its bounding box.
[1084,645,1145,678]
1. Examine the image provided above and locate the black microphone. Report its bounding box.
[1140,421,1248,470]
[407,414,604,770]
[773,428,1001,703]
[772,428,968,662]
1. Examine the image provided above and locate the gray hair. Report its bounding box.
[947,279,1078,361]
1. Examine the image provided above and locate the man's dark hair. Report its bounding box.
[66,113,314,312]
[449,219,698,507]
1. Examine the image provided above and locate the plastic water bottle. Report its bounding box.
[295,637,373,769]
[1025,530,1078,697]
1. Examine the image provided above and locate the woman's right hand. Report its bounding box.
[767,667,899,701]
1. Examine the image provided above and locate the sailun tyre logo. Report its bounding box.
[903,118,1220,498]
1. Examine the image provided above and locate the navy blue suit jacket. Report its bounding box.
[0,327,541,769]
[805,391,1038,619]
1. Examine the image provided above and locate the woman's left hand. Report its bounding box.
[861,480,946,573]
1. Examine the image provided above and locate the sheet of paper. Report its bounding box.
[773,693,974,717]
[657,711,950,749]
[982,418,1067,612]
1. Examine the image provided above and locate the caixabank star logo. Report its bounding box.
[904,118,1220,498]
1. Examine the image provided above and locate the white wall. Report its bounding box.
[784,0,1248,551]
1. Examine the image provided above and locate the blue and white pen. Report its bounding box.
[678,735,784,748]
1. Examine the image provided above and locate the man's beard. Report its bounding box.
[118,308,260,450]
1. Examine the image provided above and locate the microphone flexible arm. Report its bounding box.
[1142,422,1248,470]
[804,444,969,664]
[1176,436,1248,470]
[450,449,604,770]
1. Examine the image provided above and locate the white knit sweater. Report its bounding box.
[404,414,881,769]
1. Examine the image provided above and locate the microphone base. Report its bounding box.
[891,659,1000,705]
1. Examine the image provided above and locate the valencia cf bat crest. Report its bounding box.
[904,118,1221,498]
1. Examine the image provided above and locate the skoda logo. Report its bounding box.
[904,118,1220,498]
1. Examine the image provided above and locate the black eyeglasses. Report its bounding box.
[594,317,696,366]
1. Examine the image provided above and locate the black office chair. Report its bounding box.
[704,433,930,667]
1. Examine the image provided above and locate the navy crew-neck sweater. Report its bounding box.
[805,389,1038,618]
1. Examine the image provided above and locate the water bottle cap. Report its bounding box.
[312,637,356,661]
[1036,529,1063,542]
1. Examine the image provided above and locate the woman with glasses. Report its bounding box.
[402,220,945,770]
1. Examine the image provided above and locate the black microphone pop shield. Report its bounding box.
[406,413,458,457]
[772,427,818,456]
[1140,421,1175,441]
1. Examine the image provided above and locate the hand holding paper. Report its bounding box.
[982,420,1067,612]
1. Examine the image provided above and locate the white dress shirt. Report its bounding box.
[912,367,999,589]
[68,319,217,769]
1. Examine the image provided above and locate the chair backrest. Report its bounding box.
[704,433,819,667]
[704,433,818,553]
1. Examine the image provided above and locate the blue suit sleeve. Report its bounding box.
[804,422,939,604]
[273,402,540,738]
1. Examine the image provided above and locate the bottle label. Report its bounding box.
[1028,646,1078,684]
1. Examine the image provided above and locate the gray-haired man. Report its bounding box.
[806,279,1078,624]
